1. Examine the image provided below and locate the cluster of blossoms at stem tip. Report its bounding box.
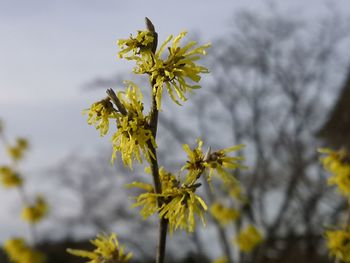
[4,238,45,263]
[6,137,29,162]
[21,195,48,224]
[325,227,350,262]
[319,148,350,262]
[234,224,263,253]
[129,167,207,234]
[118,28,210,110]
[319,148,350,196]
[67,233,132,263]
[84,81,156,168]
[182,138,246,185]
[0,166,23,188]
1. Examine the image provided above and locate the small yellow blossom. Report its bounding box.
[319,148,350,196]
[5,137,29,162]
[4,238,45,263]
[326,228,350,262]
[84,97,117,136]
[182,138,206,184]
[16,138,29,151]
[118,30,155,59]
[212,256,229,263]
[111,82,156,168]
[159,185,207,233]
[21,196,48,224]
[0,166,23,188]
[210,202,239,225]
[129,167,207,233]
[67,233,132,263]
[182,139,246,184]
[134,32,210,109]
[205,145,246,183]
[234,224,263,253]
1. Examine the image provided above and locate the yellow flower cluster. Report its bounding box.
[326,228,350,262]
[111,82,156,168]
[210,202,239,225]
[84,98,117,136]
[21,196,48,224]
[0,166,23,188]
[212,256,229,263]
[129,167,207,233]
[182,138,246,185]
[319,148,350,196]
[118,30,155,59]
[234,224,263,253]
[67,233,132,263]
[85,82,156,169]
[6,138,29,162]
[134,32,210,109]
[4,238,45,263]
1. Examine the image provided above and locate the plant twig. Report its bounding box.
[106,89,127,115]
[144,17,168,263]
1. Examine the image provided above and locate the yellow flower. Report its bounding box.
[134,32,210,109]
[182,139,246,184]
[111,82,156,168]
[205,145,246,183]
[84,97,117,136]
[234,224,263,253]
[210,202,239,225]
[212,256,229,263]
[21,196,48,224]
[326,228,350,262]
[182,138,206,184]
[129,167,207,233]
[67,233,132,263]
[4,238,45,263]
[0,166,23,188]
[319,148,350,196]
[16,138,29,151]
[159,185,207,234]
[5,137,30,162]
[118,30,155,59]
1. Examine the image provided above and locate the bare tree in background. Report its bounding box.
[184,7,350,263]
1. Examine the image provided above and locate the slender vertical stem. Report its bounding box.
[148,83,168,263]
[145,17,168,263]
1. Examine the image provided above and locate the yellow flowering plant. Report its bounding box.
[0,120,48,263]
[78,18,248,263]
[234,224,263,253]
[325,228,350,262]
[4,238,46,263]
[320,148,350,262]
[67,233,132,263]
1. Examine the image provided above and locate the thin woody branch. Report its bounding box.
[106,88,127,116]
[144,17,167,263]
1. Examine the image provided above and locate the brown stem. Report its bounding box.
[144,17,168,263]
[106,89,127,116]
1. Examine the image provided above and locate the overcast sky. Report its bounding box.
[1,0,350,242]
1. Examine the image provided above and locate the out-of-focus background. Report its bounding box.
[1,0,350,262]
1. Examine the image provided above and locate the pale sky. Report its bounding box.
[1,0,350,242]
